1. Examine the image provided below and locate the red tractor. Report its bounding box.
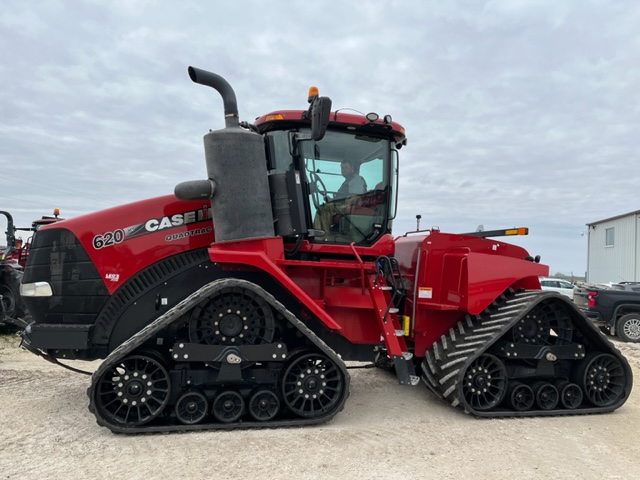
[19,67,632,432]
[1,210,26,329]
[1,209,62,330]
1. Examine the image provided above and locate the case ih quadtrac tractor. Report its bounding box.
[19,67,632,432]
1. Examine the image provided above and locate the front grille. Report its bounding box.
[23,227,109,324]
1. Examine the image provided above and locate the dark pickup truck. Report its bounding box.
[574,282,640,342]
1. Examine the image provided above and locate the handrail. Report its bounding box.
[349,242,366,294]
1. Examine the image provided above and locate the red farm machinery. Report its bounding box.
[18,67,632,432]
[1,209,61,330]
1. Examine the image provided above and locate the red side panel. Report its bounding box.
[207,237,395,345]
[207,237,343,332]
[38,195,214,293]
[396,231,549,356]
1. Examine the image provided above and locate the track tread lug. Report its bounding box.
[442,384,457,398]
[425,350,438,374]
[433,342,442,361]
[439,369,460,385]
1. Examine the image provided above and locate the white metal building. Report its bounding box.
[586,209,640,284]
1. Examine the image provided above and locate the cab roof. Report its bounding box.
[254,109,407,148]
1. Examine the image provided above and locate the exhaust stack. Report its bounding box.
[187,67,239,128]
[175,66,274,243]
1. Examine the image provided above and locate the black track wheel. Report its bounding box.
[94,354,171,427]
[188,286,276,346]
[511,300,573,346]
[533,382,559,410]
[555,381,583,409]
[282,352,345,418]
[615,313,640,343]
[506,382,534,411]
[0,268,27,320]
[575,352,627,407]
[212,391,244,423]
[461,354,508,411]
[248,390,280,421]
[175,392,208,425]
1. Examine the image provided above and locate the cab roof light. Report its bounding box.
[264,113,284,121]
[366,112,379,122]
[307,86,319,102]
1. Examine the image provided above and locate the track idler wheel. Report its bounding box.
[175,392,208,425]
[506,382,534,411]
[248,390,280,421]
[555,381,583,409]
[576,352,627,407]
[94,354,171,427]
[212,390,245,423]
[532,382,559,410]
[282,352,345,418]
[461,354,508,411]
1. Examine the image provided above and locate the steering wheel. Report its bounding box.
[308,171,329,208]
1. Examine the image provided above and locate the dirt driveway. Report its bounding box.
[1,333,639,480]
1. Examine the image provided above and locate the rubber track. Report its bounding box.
[87,278,351,433]
[421,289,633,417]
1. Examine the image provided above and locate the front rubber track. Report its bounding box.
[87,278,350,433]
[421,289,633,417]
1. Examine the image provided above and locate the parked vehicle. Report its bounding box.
[1,209,62,330]
[19,67,632,432]
[539,277,576,300]
[574,283,640,342]
[1,210,27,330]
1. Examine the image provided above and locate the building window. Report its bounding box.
[605,227,615,247]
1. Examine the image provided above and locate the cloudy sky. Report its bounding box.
[1,0,638,276]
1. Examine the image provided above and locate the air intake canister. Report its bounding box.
[203,126,275,242]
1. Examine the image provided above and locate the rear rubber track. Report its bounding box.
[421,289,633,417]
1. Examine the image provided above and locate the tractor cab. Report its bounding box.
[175,70,407,252]
[255,102,407,247]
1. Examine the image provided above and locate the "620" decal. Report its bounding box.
[92,229,125,249]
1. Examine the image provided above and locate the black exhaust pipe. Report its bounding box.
[0,211,16,253]
[188,66,239,128]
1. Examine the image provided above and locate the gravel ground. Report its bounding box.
[1,333,639,480]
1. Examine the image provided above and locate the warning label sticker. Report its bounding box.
[418,287,433,299]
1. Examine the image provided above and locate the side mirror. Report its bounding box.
[310,96,332,141]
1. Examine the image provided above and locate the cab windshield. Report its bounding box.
[301,130,392,244]
[265,128,395,245]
